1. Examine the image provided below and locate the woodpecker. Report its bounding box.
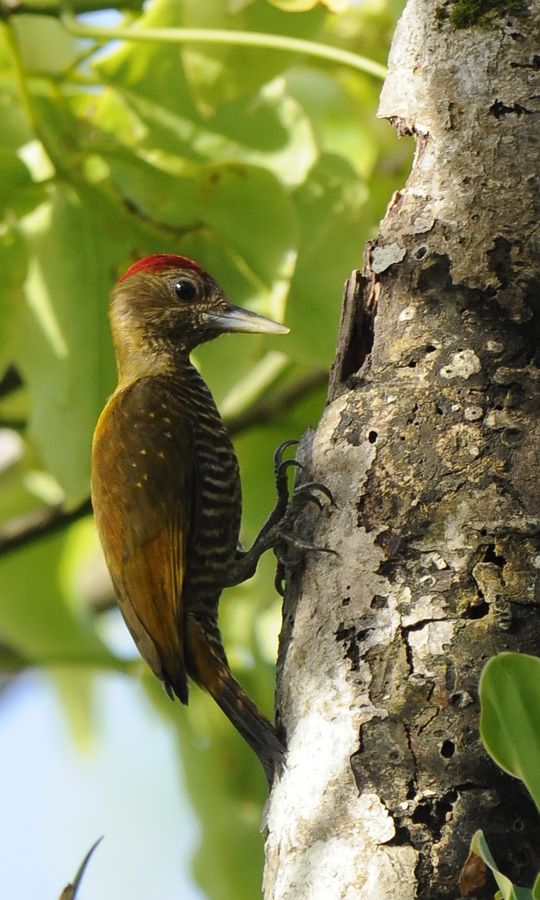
[91,254,295,784]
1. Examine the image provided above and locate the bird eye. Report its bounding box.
[174,278,198,302]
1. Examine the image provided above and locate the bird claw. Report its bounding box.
[274,533,337,564]
[269,443,336,593]
[273,441,304,514]
[292,481,335,509]
[277,458,303,480]
[273,441,334,506]
[273,439,299,471]
[307,482,335,506]
[274,561,287,597]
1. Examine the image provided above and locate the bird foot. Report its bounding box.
[225,439,335,590]
[269,444,337,593]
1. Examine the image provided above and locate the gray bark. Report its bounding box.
[264,1,540,897]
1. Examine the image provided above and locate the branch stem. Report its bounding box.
[62,11,387,80]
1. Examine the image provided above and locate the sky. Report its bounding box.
[0,670,205,900]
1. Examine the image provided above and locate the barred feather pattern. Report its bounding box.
[168,364,242,612]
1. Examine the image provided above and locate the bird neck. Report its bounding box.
[113,324,194,389]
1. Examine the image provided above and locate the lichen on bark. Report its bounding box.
[264,1,540,898]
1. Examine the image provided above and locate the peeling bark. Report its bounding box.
[264,2,540,898]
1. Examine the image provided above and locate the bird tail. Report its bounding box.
[185,615,286,786]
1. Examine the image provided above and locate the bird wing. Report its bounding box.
[91,377,195,703]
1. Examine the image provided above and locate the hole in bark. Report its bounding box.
[342,597,350,606]
[440,739,455,758]
[490,99,532,118]
[411,802,437,826]
[513,845,534,868]
[425,344,437,353]
[411,793,456,839]
[483,543,506,567]
[408,359,417,368]
[450,690,473,709]
[335,623,364,669]
[383,825,412,846]
[502,427,523,446]
[371,595,388,609]
[375,531,402,557]
[407,403,419,424]
[463,595,490,619]
[368,430,378,443]
[480,527,488,536]
[406,780,417,800]
[436,405,444,415]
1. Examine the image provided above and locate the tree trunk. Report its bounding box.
[264,1,540,897]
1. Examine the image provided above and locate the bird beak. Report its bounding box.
[206,304,289,335]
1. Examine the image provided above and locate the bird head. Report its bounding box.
[110,255,289,371]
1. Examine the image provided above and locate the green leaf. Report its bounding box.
[178,0,326,110]
[0,226,28,372]
[480,652,540,813]
[12,15,79,75]
[92,0,200,118]
[93,0,325,112]
[469,831,535,900]
[268,0,341,9]
[16,182,134,506]
[287,153,369,364]
[207,85,317,186]
[98,79,318,188]
[0,529,112,664]
[103,149,298,293]
[0,149,46,216]
[285,67,380,179]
